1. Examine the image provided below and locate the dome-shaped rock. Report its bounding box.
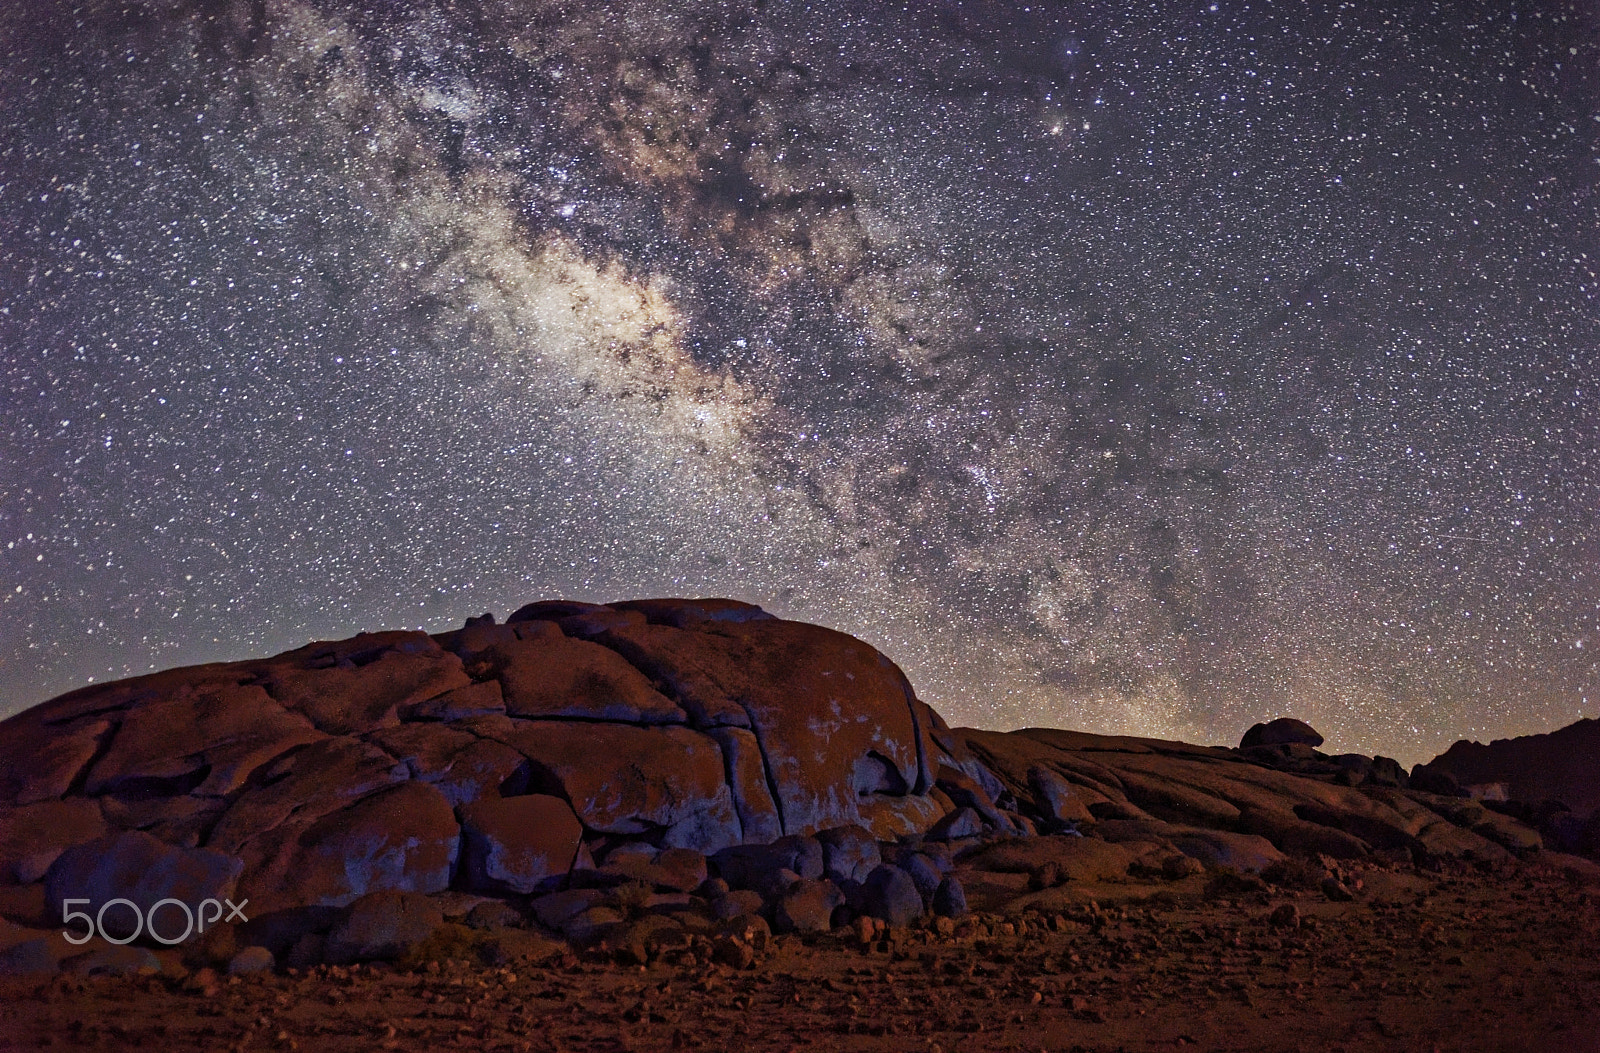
[0,598,986,937]
[1240,718,1325,750]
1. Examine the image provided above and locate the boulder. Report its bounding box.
[530,889,607,931]
[0,799,107,885]
[227,946,275,975]
[481,630,687,725]
[773,878,844,934]
[1240,718,1324,750]
[425,738,531,808]
[506,600,613,624]
[1028,765,1096,824]
[927,807,986,841]
[465,900,524,930]
[593,616,933,834]
[858,865,923,928]
[815,825,881,885]
[459,794,584,894]
[1157,827,1285,873]
[473,719,740,853]
[556,607,648,639]
[406,679,506,722]
[711,889,765,920]
[1409,764,1465,797]
[706,727,784,843]
[0,598,1010,940]
[324,891,444,964]
[237,781,459,913]
[83,683,321,799]
[0,712,115,807]
[932,876,968,918]
[256,632,472,735]
[595,846,707,893]
[44,831,243,940]
[899,853,943,900]
[712,836,824,894]
[561,905,624,945]
[207,737,410,856]
[962,836,1146,884]
[612,598,775,630]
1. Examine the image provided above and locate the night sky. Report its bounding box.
[2,0,1596,766]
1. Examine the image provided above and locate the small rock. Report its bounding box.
[711,888,765,920]
[1162,854,1206,880]
[1268,903,1300,929]
[562,906,624,946]
[1320,877,1356,902]
[715,913,771,950]
[773,878,844,934]
[0,938,58,977]
[931,875,968,919]
[926,807,986,842]
[227,946,275,976]
[710,936,755,969]
[72,945,161,977]
[465,900,524,930]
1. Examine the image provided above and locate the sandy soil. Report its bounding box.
[5,860,1599,1053]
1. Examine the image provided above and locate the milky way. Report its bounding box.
[3,0,1597,765]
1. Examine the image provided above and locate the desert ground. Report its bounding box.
[6,855,1599,1053]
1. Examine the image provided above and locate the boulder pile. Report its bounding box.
[0,599,1586,977]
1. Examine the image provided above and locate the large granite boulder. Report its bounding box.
[0,598,974,945]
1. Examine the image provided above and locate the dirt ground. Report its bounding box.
[5,859,1599,1053]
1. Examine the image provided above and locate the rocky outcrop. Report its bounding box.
[1413,718,1600,858]
[0,598,1569,976]
[1416,718,1600,816]
[957,723,1543,869]
[1240,717,1324,749]
[0,600,996,938]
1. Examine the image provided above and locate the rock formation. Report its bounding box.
[0,599,1586,977]
[1413,717,1600,857]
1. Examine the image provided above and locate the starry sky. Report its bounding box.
[2,0,1597,766]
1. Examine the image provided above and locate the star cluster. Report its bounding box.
[2,0,1596,765]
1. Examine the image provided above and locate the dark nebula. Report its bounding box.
[2,0,1597,765]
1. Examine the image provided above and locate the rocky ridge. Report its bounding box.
[0,599,1593,980]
